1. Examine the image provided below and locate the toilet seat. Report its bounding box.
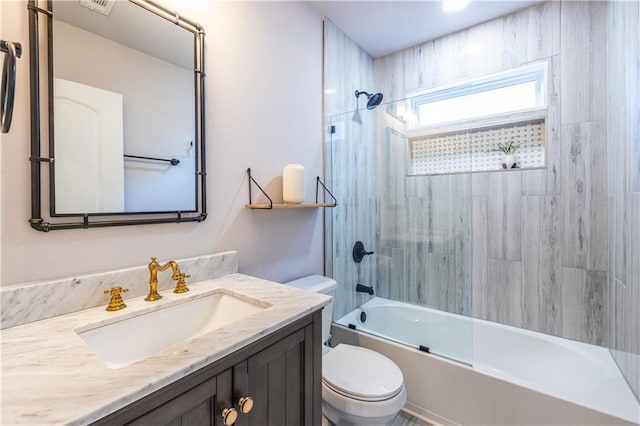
[322,379,402,402]
[322,344,404,402]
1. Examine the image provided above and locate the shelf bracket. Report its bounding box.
[247,168,273,209]
[316,176,337,206]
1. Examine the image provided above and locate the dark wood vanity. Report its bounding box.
[92,312,322,426]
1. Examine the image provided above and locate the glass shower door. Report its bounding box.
[327,97,474,366]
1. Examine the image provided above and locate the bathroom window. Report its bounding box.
[401,61,549,176]
[405,61,547,129]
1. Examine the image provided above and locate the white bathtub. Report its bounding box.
[334,297,640,425]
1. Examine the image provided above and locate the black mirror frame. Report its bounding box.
[27,0,207,231]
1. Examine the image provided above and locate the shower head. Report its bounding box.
[355,90,384,110]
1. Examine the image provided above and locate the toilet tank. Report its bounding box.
[284,275,336,345]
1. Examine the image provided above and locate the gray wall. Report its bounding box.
[1,1,324,286]
[326,2,611,346]
[606,0,640,401]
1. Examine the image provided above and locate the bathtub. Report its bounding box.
[333,297,640,425]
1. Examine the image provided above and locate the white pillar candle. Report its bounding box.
[283,164,305,204]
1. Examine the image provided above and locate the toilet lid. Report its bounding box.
[322,344,404,401]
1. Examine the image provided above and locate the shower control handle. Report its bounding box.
[353,241,374,263]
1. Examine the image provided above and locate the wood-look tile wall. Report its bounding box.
[606,0,640,400]
[323,19,377,319]
[324,2,633,352]
[369,1,608,345]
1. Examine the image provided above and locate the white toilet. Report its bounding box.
[285,275,407,426]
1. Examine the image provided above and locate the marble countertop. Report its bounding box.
[1,273,331,425]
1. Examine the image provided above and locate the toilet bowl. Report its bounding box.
[322,343,407,425]
[285,275,407,426]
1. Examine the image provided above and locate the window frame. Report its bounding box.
[404,61,549,134]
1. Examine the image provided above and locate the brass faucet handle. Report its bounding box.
[103,286,129,311]
[173,273,191,294]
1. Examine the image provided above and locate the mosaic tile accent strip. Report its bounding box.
[409,120,546,175]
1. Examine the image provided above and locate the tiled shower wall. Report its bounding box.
[372,1,607,344]
[323,19,377,319]
[325,2,612,345]
[606,1,640,400]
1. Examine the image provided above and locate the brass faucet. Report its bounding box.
[146,257,190,301]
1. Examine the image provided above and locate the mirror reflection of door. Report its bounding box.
[54,78,125,214]
[52,1,196,214]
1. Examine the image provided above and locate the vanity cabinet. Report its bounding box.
[128,372,226,426]
[92,312,321,426]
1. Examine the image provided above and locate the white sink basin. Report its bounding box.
[76,290,270,369]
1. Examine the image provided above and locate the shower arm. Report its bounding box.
[354,89,383,110]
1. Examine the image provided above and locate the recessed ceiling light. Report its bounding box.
[442,0,471,12]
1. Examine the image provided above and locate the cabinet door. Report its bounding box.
[233,324,318,426]
[127,369,234,426]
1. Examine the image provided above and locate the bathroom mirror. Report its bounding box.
[27,0,206,231]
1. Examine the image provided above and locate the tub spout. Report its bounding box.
[356,283,374,295]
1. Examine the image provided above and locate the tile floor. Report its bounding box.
[391,410,434,426]
[322,410,433,426]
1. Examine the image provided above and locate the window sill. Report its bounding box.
[404,107,547,139]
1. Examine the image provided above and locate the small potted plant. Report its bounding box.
[495,139,518,169]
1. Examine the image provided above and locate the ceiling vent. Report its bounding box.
[79,0,116,16]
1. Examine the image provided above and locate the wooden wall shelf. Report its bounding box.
[246,168,337,210]
[246,203,336,209]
